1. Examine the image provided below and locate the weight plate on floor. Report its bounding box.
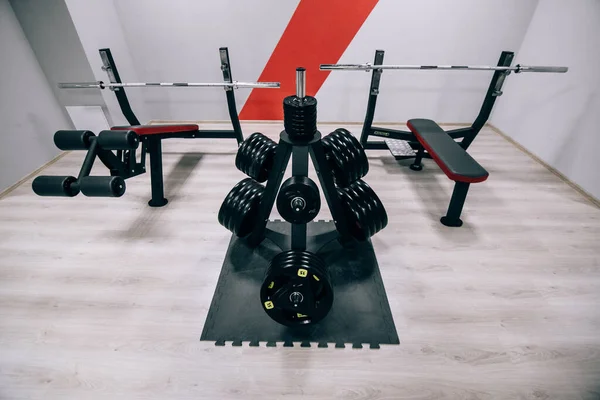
[338,179,388,241]
[235,132,277,182]
[322,128,369,187]
[260,250,333,326]
[218,178,264,237]
[276,176,320,224]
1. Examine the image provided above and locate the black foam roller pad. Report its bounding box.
[79,176,126,197]
[97,130,139,150]
[32,175,79,197]
[53,130,95,151]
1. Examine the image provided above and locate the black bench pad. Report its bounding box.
[407,119,488,183]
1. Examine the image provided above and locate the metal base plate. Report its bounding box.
[384,139,416,159]
[200,220,400,348]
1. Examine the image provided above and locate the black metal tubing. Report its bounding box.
[359,50,514,154]
[359,49,385,147]
[369,126,473,141]
[96,147,128,177]
[363,141,389,150]
[368,126,412,141]
[440,181,470,227]
[77,138,99,180]
[99,48,141,126]
[445,127,474,139]
[248,136,293,247]
[146,137,168,207]
[461,51,514,150]
[220,47,244,145]
[290,145,309,250]
[410,146,425,171]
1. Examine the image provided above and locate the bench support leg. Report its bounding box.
[147,138,168,207]
[410,146,424,171]
[441,181,470,227]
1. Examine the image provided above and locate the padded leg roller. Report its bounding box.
[97,130,139,150]
[79,176,126,197]
[54,130,95,150]
[32,176,80,197]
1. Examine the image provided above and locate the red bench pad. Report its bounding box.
[407,119,488,183]
[111,124,199,136]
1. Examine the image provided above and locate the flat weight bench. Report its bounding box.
[407,119,488,227]
[110,124,200,207]
[32,124,200,207]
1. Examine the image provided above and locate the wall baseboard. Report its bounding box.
[487,122,600,208]
[0,152,69,200]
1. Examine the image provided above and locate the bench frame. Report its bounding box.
[359,49,514,155]
[408,119,489,227]
[96,47,246,206]
[441,181,470,227]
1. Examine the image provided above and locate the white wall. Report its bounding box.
[491,0,600,201]
[113,0,299,121]
[9,0,105,109]
[0,0,72,192]
[65,0,538,123]
[65,0,298,123]
[64,0,151,126]
[319,0,539,122]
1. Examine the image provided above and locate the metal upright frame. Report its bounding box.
[96,47,249,206]
[359,50,515,156]
[98,47,245,143]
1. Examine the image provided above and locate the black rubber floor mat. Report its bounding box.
[200,220,399,348]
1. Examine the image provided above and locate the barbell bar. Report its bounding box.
[319,63,568,73]
[58,81,280,89]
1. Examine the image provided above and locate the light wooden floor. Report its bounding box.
[1,122,599,400]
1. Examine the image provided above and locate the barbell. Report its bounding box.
[58,81,280,90]
[320,63,568,73]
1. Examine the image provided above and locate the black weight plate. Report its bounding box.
[260,250,333,326]
[276,176,321,224]
[283,96,318,140]
[235,132,277,182]
[218,178,264,237]
[338,179,388,241]
[322,128,369,187]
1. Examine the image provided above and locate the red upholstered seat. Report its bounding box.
[407,119,488,184]
[111,124,199,136]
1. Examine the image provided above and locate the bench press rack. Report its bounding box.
[321,50,567,226]
[33,47,280,206]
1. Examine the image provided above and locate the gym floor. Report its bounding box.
[1,123,599,399]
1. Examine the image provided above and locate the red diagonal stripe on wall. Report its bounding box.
[240,0,379,120]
